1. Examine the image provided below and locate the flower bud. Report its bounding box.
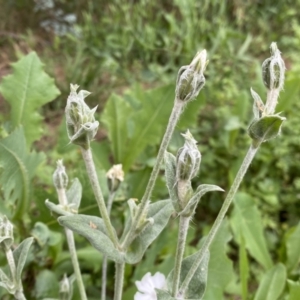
[176,130,201,182]
[0,216,14,250]
[106,164,124,193]
[65,84,99,149]
[262,42,285,91]
[59,274,74,300]
[175,50,208,103]
[53,160,68,190]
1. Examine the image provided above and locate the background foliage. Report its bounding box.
[0,0,300,299]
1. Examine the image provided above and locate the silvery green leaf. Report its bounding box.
[125,199,174,264]
[0,268,14,293]
[166,250,210,299]
[66,178,82,210]
[180,184,224,216]
[248,115,286,146]
[250,88,264,119]
[58,215,124,263]
[156,289,176,300]
[45,200,74,216]
[164,152,181,212]
[13,237,34,282]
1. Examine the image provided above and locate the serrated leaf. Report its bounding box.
[248,115,286,144]
[58,214,124,263]
[0,127,45,218]
[66,178,82,210]
[202,220,234,300]
[167,251,210,299]
[285,222,300,271]
[102,84,174,171]
[0,52,60,146]
[254,263,286,300]
[164,151,180,212]
[13,237,34,282]
[125,199,174,264]
[230,192,273,270]
[180,184,224,216]
[287,279,300,300]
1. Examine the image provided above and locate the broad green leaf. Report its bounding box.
[34,270,59,299]
[239,234,249,300]
[254,263,286,300]
[230,192,273,270]
[156,289,175,300]
[0,127,45,218]
[102,84,174,171]
[0,52,60,146]
[167,250,210,299]
[101,93,133,165]
[13,237,34,282]
[125,200,174,264]
[164,151,180,211]
[58,214,124,263]
[287,279,300,300]
[285,222,300,271]
[202,219,234,300]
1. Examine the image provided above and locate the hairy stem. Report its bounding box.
[114,263,125,300]
[102,192,116,300]
[56,188,88,300]
[172,216,191,297]
[179,144,258,295]
[121,100,184,250]
[81,148,119,247]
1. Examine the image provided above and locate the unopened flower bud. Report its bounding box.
[176,130,201,182]
[65,84,99,149]
[262,42,285,91]
[106,164,124,192]
[59,274,73,300]
[175,50,208,103]
[53,160,68,190]
[0,216,14,250]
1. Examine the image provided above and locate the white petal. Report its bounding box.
[135,273,153,294]
[151,272,166,289]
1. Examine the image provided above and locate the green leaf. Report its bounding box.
[125,199,174,264]
[164,151,180,212]
[0,127,45,218]
[66,178,82,210]
[180,184,224,216]
[156,289,176,300]
[0,52,60,146]
[202,219,234,300]
[58,214,124,263]
[13,237,34,282]
[0,268,14,294]
[285,222,300,271]
[230,192,273,270]
[45,200,73,216]
[102,84,174,171]
[248,115,286,145]
[34,270,59,299]
[167,251,210,299]
[239,234,249,300]
[254,263,286,300]
[287,280,300,300]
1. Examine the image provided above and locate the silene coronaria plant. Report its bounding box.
[0,43,286,300]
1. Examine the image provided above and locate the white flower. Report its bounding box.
[134,272,166,300]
